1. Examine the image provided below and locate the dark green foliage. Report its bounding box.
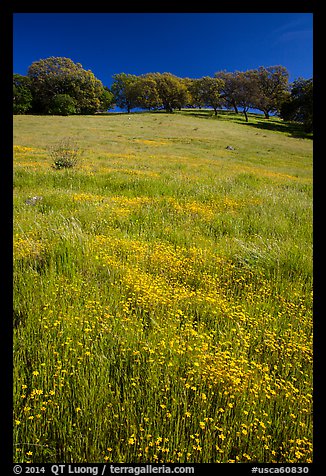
[13,74,33,114]
[98,87,115,112]
[49,94,77,116]
[280,78,313,132]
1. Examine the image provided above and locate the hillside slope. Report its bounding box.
[13,111,313,463]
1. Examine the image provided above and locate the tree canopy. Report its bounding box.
[215,66,290,121]
[279,78,313,132]
[26,56,111,114]
[13,57,312,131]
[149,72,190,113]
[252,65,289,119]
[193,76,224,115]
[110,73,138,113]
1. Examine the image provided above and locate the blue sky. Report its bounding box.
[13,13,313,87]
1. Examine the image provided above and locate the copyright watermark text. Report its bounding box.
[13,465,195,476]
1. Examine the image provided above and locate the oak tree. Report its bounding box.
[195,76,224,115]
[27,57,107,114]
[111,73,138,113]
[252,65,289,119]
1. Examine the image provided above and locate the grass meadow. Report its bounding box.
[13,110,313,464]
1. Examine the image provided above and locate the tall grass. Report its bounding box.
[13,111,312,463]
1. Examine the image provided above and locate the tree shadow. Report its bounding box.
[179,109,312,139]
[179,109,238,120]
[97,108,173,116]
[236,117,313,140]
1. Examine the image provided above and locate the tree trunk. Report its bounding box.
[243,108,248,122]
[232,100,239,114]
[164,102,173,113]
[214,107,217,115]
[264,110,269,119]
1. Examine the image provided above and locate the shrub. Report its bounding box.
[48,137,80,169]
[49,94,77,116]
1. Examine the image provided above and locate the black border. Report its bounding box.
[2,1,320,474]
[9,1,315,13]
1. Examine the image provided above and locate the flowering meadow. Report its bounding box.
[13,111,313,463]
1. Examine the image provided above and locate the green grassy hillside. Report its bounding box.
[13,111,313,463]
